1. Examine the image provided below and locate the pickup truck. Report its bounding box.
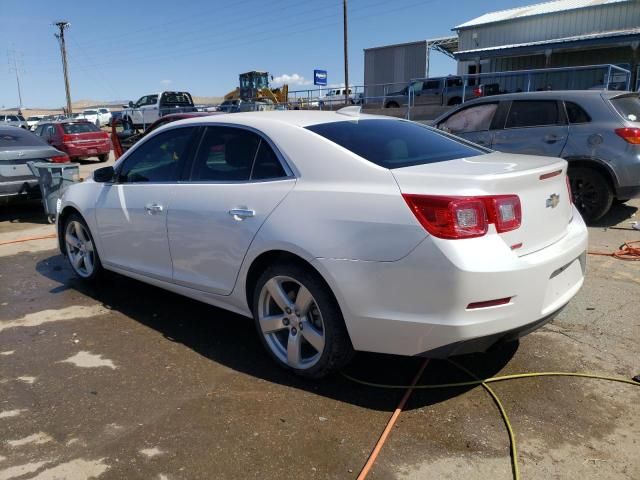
[316,88,363,106]
[121,91,196,130]
[384,76,479,108]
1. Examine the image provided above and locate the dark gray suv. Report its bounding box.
[433,90,640,222]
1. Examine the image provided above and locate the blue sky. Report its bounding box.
[1,0,534,108]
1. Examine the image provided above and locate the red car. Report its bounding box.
[34,120,112,162]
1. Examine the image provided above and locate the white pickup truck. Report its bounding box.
[121,91,196,130]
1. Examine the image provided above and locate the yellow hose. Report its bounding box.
[342,365,640,480]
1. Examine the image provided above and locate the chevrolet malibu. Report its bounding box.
[57,110,588,378]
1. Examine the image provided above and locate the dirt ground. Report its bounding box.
[0,155,638,479]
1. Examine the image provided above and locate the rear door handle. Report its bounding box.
[544,134,563,143]
[145,203,164,214]
[229,208,255,220]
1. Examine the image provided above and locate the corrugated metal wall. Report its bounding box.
[457,2,640,50]
[364,42,427,99]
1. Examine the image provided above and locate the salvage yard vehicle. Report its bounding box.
[121,91,197,130]
[0,126,68,201]
[0,114,28,129]
[57,110,587,378]
[26,116,44,130]
[433,90,640,222]
[34,120,111,162]
[384,76,478,108]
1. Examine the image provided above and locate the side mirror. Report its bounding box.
[128,101,134,108]
[94,166,115,183]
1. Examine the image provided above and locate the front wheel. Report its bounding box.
[253,263,353,378]
[63,213,103,281]
[568,167,613,222]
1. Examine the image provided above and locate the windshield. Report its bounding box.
[62,123,101,134]
[610,95,640,123]
[306,119,484,169]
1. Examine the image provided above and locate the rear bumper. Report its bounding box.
[63,143,111,158]
[315,207,588,357]
[0,179,40,198]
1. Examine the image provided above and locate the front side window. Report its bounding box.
[306,119,483,169]
[424,80,441,90]
[440,103,498,134]
[118,127,195,183]
[505,100,561,128]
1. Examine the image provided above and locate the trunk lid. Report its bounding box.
[61,123,109,148]
[391,151,573,256]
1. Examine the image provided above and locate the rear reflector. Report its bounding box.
[615,127,640,144]
[51,155,70,163]
[403,194,521,239]
[467,297,511,309]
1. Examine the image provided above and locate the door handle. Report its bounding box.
[229,208,255,220]
[544,134,563,143]
[145,203,164,214]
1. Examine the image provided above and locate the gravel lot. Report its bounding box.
[1,154,638,479]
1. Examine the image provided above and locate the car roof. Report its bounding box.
[175,109,397,128]
[462,89,632,103]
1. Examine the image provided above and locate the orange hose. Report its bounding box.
[588,240,640,261]
[356,358,430,480]
[0,233,56,246]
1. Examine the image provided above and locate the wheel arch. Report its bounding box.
[563,157,619,193]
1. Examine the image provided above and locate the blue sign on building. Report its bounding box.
[314,69,328,86]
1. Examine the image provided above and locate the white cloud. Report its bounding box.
[271,73,312,87]
[160,79,172,87]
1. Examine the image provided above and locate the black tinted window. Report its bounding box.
[306,119,483,169]
[0,129,48,147]
[118,127,195,183]
[160,92,193,106]
[251,140,286,179]
[565,102,591,123]
[190,127,260,181]
[440,103,498,133]
[506,101,560,128]
[62,123,100,134]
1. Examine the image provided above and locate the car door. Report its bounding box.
[94,126,198,281]
[142,95,159,126]
[417,79,443,106]
[131,96,147,125]
[437,102,500,147]
[167,125,295,295]
[492,100,569,156]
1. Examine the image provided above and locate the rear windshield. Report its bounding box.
[610,95,640,122]
[0,128,48,147]
[306,119,484,169]
[83,110,98,114]
[160,92,193,106]
[62,123,100,134]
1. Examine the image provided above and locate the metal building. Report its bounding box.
[453,0,640,86]
[363,37,457,100]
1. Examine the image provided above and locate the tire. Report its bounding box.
[448,97,462,106]
[253,262,354,379]
[98,154,109,163]
[385,101,399,109]
[95,120,100,128]
[568,167,613,222]
[62,213,103,281]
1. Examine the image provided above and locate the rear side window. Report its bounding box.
[610,95,640,122]
[62,123,100,134]
[565,102,591,123]
[440,103,498,133]
[306,119,483,169]
[190,127,260,181]
[506,101,560,128]
[0,129,48,147]
[251,140,286,180]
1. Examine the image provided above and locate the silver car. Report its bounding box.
[433,90,640,222]
[0,114,28,130]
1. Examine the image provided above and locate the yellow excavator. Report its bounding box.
[223,71,288,104]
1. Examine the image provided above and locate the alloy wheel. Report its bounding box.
[258,276,326,369]
[570,176,598,218]
[65,220,96,278]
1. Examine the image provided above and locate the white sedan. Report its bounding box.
[56,109,588,378]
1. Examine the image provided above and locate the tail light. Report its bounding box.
[403,194,521,239]
[51,155,70,163]
[615,127,640,144]
[473,85,484,97]
[62,134,74,142]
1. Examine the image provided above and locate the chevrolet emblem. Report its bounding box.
[546,193,560,209]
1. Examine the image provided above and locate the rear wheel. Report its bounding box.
[568,167,613,222]
[63,213,103,281]
[253,263,353,378]
[98,154,109,163]
[385,101,399,108]
[448,97,462,105]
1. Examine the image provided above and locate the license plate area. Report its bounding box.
[542,254,584,313]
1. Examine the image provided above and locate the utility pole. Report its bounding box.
[343,0,349,106]
[7,49,24,110]
[54,21,72,115]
